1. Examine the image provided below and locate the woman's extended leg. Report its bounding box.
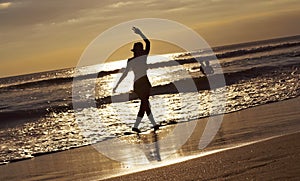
[132,78,159,132]
[144,100,157,126]
[133,101,145,130]
[133,99,159,131]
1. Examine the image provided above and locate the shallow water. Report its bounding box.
[0,97,299,181]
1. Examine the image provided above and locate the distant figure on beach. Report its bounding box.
[200,60,214,75]
[113,27,159,133]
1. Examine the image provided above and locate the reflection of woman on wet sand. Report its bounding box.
[113,27,159,133]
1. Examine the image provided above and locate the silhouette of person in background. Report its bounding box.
[200,60,214,75]
[113,27,159,133]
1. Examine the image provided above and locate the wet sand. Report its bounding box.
[106,132,300,181]
[0,97,299,180]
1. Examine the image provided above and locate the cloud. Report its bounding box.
[0,0,112,28]
[1,0,300,78]
[165,7,187,12]
[109,1,134,8]
[0,2,12,9]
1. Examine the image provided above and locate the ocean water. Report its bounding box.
[0,35,299,164]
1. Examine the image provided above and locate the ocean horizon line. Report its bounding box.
[1,34,299,79]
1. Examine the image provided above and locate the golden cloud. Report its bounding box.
[0,2,12,10]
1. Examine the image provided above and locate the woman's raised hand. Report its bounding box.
[132,27,142,35]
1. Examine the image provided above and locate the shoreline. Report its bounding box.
[105,131,300,180]
[1,95,298,165]
[0,96,299,180]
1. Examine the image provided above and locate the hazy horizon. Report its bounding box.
[1,0,300,78]
[0,34,298,79]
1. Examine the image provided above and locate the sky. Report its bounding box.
[0,0,300,78]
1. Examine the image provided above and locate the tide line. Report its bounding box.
[97,131,300,180]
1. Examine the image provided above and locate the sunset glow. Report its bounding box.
[0,0,299,77]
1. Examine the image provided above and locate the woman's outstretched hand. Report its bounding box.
[132,27,142,35]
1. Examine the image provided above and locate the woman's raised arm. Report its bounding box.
[132,27,150,54]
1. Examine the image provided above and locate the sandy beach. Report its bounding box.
[0,97,299,180]
[106,132,300,181]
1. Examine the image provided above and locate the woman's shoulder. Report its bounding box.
[128,57,135,62]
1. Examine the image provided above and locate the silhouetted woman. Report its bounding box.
[113,27,159,133]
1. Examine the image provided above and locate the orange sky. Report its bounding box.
[0,0,300,78]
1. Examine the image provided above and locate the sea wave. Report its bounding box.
[175,41,300,60]
[1,36,299,90]
[1,62,299,127]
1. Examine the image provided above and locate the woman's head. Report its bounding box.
[131,42,144,56]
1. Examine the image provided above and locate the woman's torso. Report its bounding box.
[128,55,148,82]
